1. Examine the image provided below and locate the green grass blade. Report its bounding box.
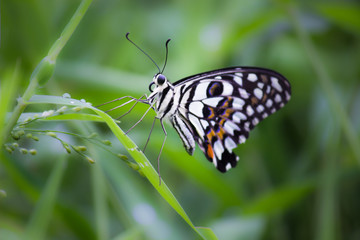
[24,156,67,240]
[286,4,360,164]
[0,64,21,146]
[45,113,105,122]
[2,0,93,147]
[242,180,315,215]
[91,161,109,240]
[27,95,218,240]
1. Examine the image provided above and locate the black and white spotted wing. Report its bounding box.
[147,67,291,173]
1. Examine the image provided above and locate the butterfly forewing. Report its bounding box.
[173,67,291,172]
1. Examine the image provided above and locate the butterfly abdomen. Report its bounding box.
[171,114,196,155]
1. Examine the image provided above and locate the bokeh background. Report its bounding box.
[1,0,360,239]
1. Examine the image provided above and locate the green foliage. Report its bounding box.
[1,0,360,239]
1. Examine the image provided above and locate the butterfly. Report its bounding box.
[106,33,291,173]
[147,67,291,172]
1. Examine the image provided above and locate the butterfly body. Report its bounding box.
[146,67,291,173]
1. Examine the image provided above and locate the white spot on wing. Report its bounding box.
[254,88,263,99]
[244,122,250,131]
[271,77,282,92]
[213,140,224,160]
[189,102,204,117]
[252,117,259,125]
[256,105,264,113]
[248,73,258,82]
[225,163,232,171]
[257,82,264,89]
[233,112,247,123]
[239,88,249,99]
[286,91,291,101]
[222,82,233,95]
[233,75,242,86]
[266,85,271,94]
[233,97,245,109]
[200,119,209,129]
[192,82,210,100]
[223,120,240,135]
[275,94,282,103]
[215,76,222,79]
[202,97,223,107]
[225,137,237,152]
[266,99,273,108]
[246,105,254,116]
[239,135,246,143]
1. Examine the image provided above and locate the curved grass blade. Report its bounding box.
[27,95,218,240]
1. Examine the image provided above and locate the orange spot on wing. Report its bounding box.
[251,96,258,106]
[216,126,225,140]
[261,74,268,83]
[208,108,215,119]
[222,109,234,118]
[261,93,268,103]
[206,129,215,142]
[207,144,214,159]
[221,97,232,108]
[219,118,226,126]
[209,82,221,96]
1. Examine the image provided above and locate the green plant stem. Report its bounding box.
[286,4,360,163]
[2,79,37,143]
[2,0,93,146]
[48,0,92,61]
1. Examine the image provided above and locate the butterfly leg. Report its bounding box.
[95,95,147,108]
[157,118,167,185]
[95,95,148,120]
[116,95,147,119]
[96,94,147,116]
[106,98,136,113]
[125,104,153,134]
[143,117,157,153]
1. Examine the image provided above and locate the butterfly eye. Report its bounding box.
[149,82,155,92]
[156,74,166,85]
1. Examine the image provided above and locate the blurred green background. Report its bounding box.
[1,0,360,239]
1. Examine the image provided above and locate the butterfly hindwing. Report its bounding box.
[174,67,291,172]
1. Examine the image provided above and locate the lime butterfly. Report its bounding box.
[103,33,291,172]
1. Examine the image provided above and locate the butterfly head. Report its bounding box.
[149,73,169,92]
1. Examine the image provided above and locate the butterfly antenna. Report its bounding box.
[126,32,161,73]
[161,39,171,74]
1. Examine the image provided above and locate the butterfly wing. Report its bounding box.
[173,67,291,172]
